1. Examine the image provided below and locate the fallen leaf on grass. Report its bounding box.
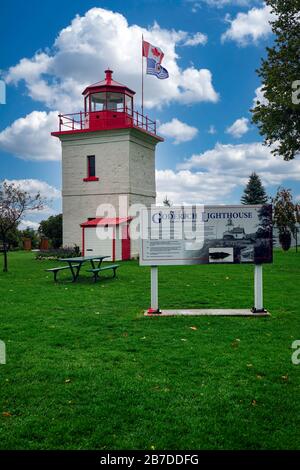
[281,375,288,381]
[190,326,198,331]
[251,399,257,406]
[2,412,12,417]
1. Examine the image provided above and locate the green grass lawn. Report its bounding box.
[0,250,299,450]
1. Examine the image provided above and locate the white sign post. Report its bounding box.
[253,264,265,313]
[149,266,159,313]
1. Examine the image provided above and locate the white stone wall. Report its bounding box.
[59,128,160,252]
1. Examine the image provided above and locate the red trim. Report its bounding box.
[83,176,99,182]
[112,229,116,262]
[121,224,131,260]
[147,308,161,314]
[87,154,91,176]
[81,217,132,227]
[83,155,98,181]
[82,227,85,256]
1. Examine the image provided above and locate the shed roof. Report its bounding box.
[81,217,132,227]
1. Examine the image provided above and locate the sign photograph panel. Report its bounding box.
[140,205,273,266]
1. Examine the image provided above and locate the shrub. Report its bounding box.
[35,245,81,260]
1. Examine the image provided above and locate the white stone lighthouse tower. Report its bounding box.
[52,69,163,259]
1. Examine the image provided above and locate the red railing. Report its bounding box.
[57,108,157,135]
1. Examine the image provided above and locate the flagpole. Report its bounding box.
[142,34,144,116]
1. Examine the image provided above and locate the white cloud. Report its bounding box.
[3,179,61,200]
[19,220,40,230]
[156,169,238,204]
[221,4,274,45]
[158,118,198,144]
[0,111,60,161]
[208,124,217,134]
[156,141,300,204]
[179,142,300,184]
[253,85,268,107]
[182,32,208,46]
[190,0,259,9]
[6,7,218,112]
[226,117,249,138]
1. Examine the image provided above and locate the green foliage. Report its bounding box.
[0,180,44,271]
[35,245,81,260]
[19,228,39,249]
[251,0,300,160]
[0,251,300,449]
[273,187,299,251]
[241,172,268,205]
[4,224,21,249]
[39,214,62,249]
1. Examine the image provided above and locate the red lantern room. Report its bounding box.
[52,69,163,140]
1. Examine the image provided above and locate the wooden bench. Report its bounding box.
[45,265,80,282]
[86,264,119,282]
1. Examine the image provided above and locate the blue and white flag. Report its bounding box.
[146,58,169,80]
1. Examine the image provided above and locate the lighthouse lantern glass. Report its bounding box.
[90,92,106,112]
[125,94,133,115]
[106,92,124,111]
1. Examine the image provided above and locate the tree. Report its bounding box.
[273,187,299,251]
[251,0,300,161]
[0,181,44,272]
[257,204,273,239]
[39,214,62,248]
[19,227,40,249]
[241,172,268,205]
[5,224,21,249]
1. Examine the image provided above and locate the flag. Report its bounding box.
[142,40,164,64]
[146,58,169,79]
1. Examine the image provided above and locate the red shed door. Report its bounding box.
[121,224,130,260]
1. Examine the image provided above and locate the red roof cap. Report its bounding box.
[82,70,135,96]
[81,217,132,227]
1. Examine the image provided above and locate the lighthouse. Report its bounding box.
[52,69,163,260]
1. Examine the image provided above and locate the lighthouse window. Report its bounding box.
[87,155,96,177]
[90,93,106,111]
[106,92,124,111]
[125,94,133,115]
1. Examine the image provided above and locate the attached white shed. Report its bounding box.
[81,217,131,261]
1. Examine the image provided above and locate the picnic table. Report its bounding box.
[46,255,109,282]
[58,255,110,282]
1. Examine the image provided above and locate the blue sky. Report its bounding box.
[0,0,299,228]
